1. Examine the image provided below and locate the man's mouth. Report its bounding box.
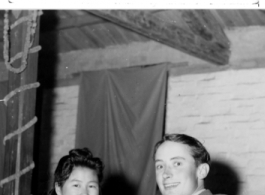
[163,183,180,190]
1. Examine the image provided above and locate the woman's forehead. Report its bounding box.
[69,166,98,182]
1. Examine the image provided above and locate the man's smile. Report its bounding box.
[163,182,180,190]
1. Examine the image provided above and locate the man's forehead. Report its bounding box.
[155,141,193,159]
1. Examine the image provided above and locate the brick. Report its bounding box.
[167,65,265,195]
[37,85,79,194]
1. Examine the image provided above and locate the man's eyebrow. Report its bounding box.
[170,157,185,160]
[155,157,186,162]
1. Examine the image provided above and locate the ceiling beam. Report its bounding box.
[58,15,106,29]
[40,11,107,32]
[88,10,231,65]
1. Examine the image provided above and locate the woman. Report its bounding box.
[48,148,104,195]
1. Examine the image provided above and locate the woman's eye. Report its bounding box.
[89,185,98,189]
[73,184,80,188]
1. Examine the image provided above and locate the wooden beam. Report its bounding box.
[0,42,4,63]
[88,10,231,65]
[57,14,106,30]
[1,10,40,195]
[0,62,8,81]
[40,10,106,32]
[0,81,7,195]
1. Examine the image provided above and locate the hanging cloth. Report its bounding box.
[76,64,168,195]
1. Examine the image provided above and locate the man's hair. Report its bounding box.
[154,134,211,166]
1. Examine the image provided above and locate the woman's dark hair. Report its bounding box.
[48,147,104,195]
[154,134,211,166]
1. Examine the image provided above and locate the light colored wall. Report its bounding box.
[39,26,265,195]
[48,86,79,174]
[37,85,78,194]
[167,68,265,195]
[166,27,265,195]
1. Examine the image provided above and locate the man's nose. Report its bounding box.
[162,166,173,179]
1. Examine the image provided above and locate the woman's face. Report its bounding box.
[55,166,99,195]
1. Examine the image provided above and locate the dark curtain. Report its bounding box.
[75,64,167,195]
[0,81,7,181]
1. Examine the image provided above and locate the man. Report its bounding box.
[154,134,224,195]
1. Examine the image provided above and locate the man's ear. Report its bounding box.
[55,182,62,195]
[197,163,210,180]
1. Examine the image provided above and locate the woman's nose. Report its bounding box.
[81,188,89,195]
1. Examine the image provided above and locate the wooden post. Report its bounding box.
[1,10,40,195]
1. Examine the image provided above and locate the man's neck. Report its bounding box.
[191,183,205,195]
[192,189,206,195]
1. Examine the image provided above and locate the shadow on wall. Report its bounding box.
[31,10,59,195]
[205,160,241,195]
[102,174,137,195]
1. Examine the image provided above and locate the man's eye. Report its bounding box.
[174,162,181,166]
[156,165,163,170]
[73,184,80,188]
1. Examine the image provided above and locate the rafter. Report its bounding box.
[88,10,231,65]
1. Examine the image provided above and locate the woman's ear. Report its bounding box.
[55,182,62,195]
[197,163,210,180]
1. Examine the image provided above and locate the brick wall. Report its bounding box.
[37,26,265,195]
[39,68,265,195]
[166,26,265,195]
[36,85,79,194]
[166,67,265,195]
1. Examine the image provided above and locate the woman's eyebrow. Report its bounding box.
[70,179,82,182]
[89,181,99,184]
[69,179,99,183]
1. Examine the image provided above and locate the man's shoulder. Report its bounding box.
[199,190,212,195]
[199,190,227,195]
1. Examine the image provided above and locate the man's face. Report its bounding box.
[155,141,199,195]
